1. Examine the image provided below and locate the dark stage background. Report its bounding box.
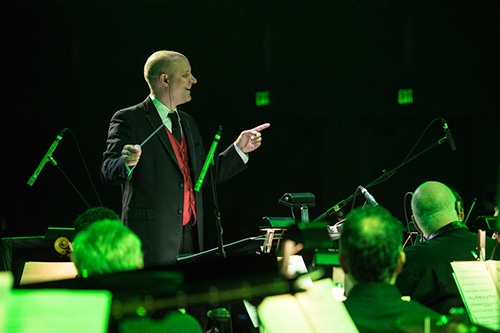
[3,0,499,249]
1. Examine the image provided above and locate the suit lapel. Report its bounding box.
[179,112,199,177]
[143,97,179,168]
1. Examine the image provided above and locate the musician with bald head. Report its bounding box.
[101,50,270,266]
[396,181,500,314]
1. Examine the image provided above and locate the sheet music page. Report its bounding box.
[288,255,313,288]
[20,261,78,285]
[485,260,500,294]
[451,261,500,331]
[0,272,14,333]
[258,278,359,333]
[3,289,112,333]
[242,300,259,328]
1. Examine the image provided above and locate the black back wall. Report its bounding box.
[3,0,499,248]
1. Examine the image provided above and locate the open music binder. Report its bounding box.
[258,278,359,333]
[451,260,500,331]
[1,270,111,333]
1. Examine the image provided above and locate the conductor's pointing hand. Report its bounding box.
[235,123,271,154]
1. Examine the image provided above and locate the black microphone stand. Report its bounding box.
[209,164,226,258]
[194,126,225,258]
[53,159,92,209]
[313,135,449,222]
[28,128,95,209]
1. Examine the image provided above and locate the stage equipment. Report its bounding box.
[27,129,66,186]
[259,217,295,253]
[194,126,221,192]
[471,216,499,233]
[297,222,334,249]
[26,128,102,208]
[359,186,379,206]
[278,192,315,223]
[202,126,226,258]
[177,236,268,262]
[326,221,343,242]
[442,120,457,152]
[1,228,75,286]
[311,248,345,290]
[313,117,456,223]
[472,216,499,260]
[206,308,231,333]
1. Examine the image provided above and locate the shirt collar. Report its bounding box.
[150,95,178,118]
[427,221,468,240]
[347,282,402,299]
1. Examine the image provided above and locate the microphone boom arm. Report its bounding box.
[313,135,448,222]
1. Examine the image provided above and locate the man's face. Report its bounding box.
[167,57,197,108]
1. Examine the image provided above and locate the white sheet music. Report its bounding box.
[485,260,500,294]
[0,272,14,333]
[3,289,112,333]
[258,278,359,333]
[20,261,78,285]
[451,260,500,331]
[243,300,259,328]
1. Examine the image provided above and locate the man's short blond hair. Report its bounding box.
[72,219,143,277]
[143,50,186,89]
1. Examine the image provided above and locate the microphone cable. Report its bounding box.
[400,118,444,166]
[403,191,415,248]
[367,117,447,189]
[313,118,451,223]
[64,128,103,207]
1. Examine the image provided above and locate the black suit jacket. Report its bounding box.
[344,282,441,333]
[396,223,500,314]
[101,97,247,266]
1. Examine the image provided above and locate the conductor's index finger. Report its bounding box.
[252,123,271,132]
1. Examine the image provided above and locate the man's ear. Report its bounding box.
[411,215,423,234]
[160,73,169,86]
[456,201,465,221]
[395,251,406,275]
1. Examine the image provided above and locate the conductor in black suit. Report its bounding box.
[101,50,270,266]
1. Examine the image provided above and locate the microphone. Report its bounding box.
[27,129,66,186]
[442,121,457,152]
[194,125,222,191]
[359,186,379,206]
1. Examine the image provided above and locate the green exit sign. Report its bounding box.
[398,89,413,104]
[256,91,270,106]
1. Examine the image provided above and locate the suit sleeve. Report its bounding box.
[101,110,136,186]
[215,144,248,184]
